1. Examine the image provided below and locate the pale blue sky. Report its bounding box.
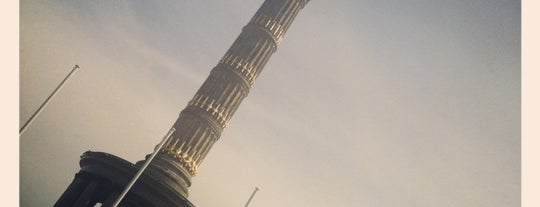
[20,0,520,206]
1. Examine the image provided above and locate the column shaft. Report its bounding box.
[149,0,311,198]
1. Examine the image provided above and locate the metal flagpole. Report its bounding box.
[111,127,176,207]
[19,64,81,136]
[244,187,260,207]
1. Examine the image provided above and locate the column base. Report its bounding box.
[54,151,194,207]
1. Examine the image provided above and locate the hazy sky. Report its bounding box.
[20,0,520,207]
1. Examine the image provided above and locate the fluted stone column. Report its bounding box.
[146,0,311,198]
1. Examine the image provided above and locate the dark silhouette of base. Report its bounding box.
[54,151,194,207]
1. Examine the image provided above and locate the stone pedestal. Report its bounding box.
[54,151,194,207]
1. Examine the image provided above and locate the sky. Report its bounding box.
[20,0,520,207]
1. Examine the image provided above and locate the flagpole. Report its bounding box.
[20,64,80,136]
[111,127,176,207]
[244,187,259,207]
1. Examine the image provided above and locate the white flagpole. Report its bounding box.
[20,64,81,136]
[111,127,176,207]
